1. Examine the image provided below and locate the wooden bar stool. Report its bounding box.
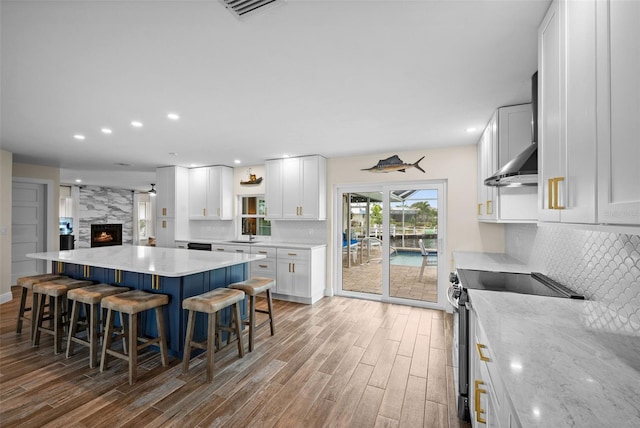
[66,284,130,368]
[182,288,245,382]
[16,273,67,340]
[229,277,276,352]
[32,278,92,354]
[100,290,169,385]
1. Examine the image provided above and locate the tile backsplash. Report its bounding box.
[505,224,640,334]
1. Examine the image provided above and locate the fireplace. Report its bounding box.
[91,224,123,247]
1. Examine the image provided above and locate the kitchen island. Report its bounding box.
[27,245,266,357]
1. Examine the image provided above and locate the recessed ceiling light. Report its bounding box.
[190,163,197,167]
[465,127,477,133]
[131,121,143,128]
[73,134,85,140]
[75,179,82,183]
[101,128,112,134]
[167,113,180,121]
[283,154,290,158]
[234,159,241,164]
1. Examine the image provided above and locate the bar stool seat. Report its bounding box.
[66,284,130,368]
[32,278,92,354]
[229,277,276,352]
[182,288,245,382]
[16,274,67,339]
[100,290,169,385]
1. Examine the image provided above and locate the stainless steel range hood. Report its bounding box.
[485,71,539,187]
[484,142,538,187]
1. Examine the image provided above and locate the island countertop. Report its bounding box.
[27,245,265,277]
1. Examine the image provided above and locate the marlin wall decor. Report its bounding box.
[362,155,425,173]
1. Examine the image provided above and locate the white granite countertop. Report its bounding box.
[179,239,326,250]
[453,250,532,273]
[453,251,640,427]
[470,289,640,427]
[27,245,265,277]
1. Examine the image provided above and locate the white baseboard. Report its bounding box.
[0,291,13,305]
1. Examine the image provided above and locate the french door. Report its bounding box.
[336,181,446,309]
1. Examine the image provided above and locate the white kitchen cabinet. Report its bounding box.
[477,104,537,223]
[250,246,277,280]
[470,305,520,428]
[265,155,327,220]
[188,166,233,220]
[155,166,189,248]
[596,0,640,225]
[264,159,283,220]
[537,0,598,224]
[276,246,326,304]
[59,197,73,218]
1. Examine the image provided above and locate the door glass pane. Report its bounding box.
[388,189,439,302]
[341,191,383,295]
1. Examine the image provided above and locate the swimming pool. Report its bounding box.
[390,251,437,267]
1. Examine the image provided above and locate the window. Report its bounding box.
[239,195,270,237]
[138,201,150,238]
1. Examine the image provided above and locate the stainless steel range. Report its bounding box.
[447,269,584,421]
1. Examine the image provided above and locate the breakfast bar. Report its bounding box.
[27,245,266,357]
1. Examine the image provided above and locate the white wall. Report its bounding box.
[326,145,505,294]
[0,150,13,302]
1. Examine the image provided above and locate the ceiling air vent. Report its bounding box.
[219,0,284,19]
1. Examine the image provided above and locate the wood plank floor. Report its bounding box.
[0,286,471,427]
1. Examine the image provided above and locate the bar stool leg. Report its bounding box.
[233,302,244,358]
[16,287,28,334]
[66,299,81,358]
[128,312,137,385]
[155,307,168,367]
[100,309,114,372]
[33,293,46,347]
[182,310,196,374]
[248,295,256,352]
[207,312,215,383]
[89,303,99,368]
[267,289,275,336]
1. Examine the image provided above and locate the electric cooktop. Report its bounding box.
[456,269,585,299]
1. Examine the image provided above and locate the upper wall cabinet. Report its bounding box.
[538,0,597,224]
[155,166,189,247]
[188,166,233,220]
[596,0,640,225]
[477,104,537,223]
[538,0,639,226]
[265,155,327,221]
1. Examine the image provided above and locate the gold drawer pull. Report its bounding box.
[486,200,492,215]
[548,178,554,209]
[477,203,482,215]
[258,264,268,268]
[476,343,490,362]
[553,177,565,210]
[475,380,487,424]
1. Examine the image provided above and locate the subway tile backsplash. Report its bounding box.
[505,224,640,334]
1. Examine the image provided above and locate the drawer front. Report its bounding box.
[213,244,248,254]
[276,248,309,261]
[251,258,276,278]
[251,246,277,258]
[475,317,503,410]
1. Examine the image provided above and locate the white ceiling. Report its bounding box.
[1,0,550,192]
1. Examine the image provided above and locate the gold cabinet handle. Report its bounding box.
[299,206,303,216]
[477,203,483,216]
[57,261,64,274]
[258,264,268,268]
[83,265,91,278]
[151,274,161,290]
[548,178,554,209]
[292,262,295,273]
[162,207,167,216]
[553,177,565,210]
[486,200,492,215]
[162,220,167,229]
[476,343,490,362]
[203,208,206,217]
[475,380,487,424]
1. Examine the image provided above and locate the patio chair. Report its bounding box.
[418,239,437,280]
[343,233,358,263]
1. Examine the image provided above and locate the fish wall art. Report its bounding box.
[362,155,425,173]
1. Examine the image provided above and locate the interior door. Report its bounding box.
[11,181,47,284]
[338,181,446,308]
